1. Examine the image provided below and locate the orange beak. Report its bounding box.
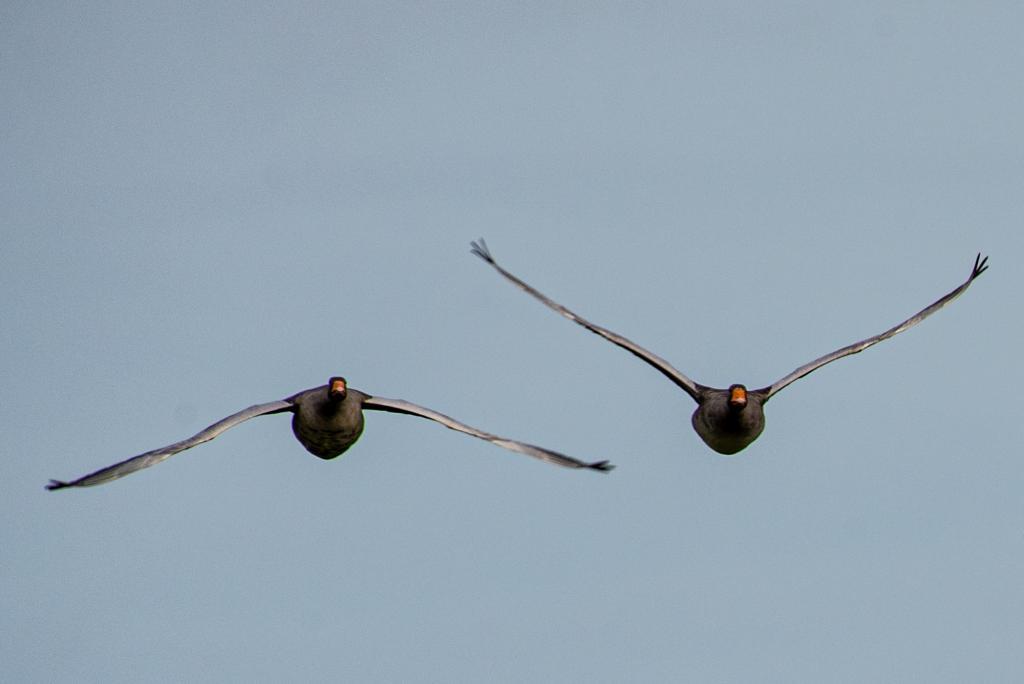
[329,377,347,396]
[729,386,747,407]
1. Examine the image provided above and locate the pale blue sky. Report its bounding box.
[3,3,1022,682]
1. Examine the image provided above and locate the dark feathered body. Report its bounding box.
[289,386,368,459]
[691,389,766,455]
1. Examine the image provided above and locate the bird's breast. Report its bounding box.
[691,400,766,455]
[291,402,365,460]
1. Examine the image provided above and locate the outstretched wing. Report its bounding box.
[758,254,988,400]
[471,239,705,403]
[47,399,295,490]
[362,395,613,472]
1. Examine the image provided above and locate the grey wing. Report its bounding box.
[362,395,613,472]
[758,253,988,400]
[471,239,705,403]
[47,399,295,490]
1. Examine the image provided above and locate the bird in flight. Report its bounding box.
[472,240,987,455]
[47,376,612,490]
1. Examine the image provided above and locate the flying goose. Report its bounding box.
[48,376,612,489]
[472,240,987,455]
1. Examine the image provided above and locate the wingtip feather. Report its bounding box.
[470,238,493,263]
[972,253,989,278]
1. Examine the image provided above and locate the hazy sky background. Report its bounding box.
[3,3,1022,682]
